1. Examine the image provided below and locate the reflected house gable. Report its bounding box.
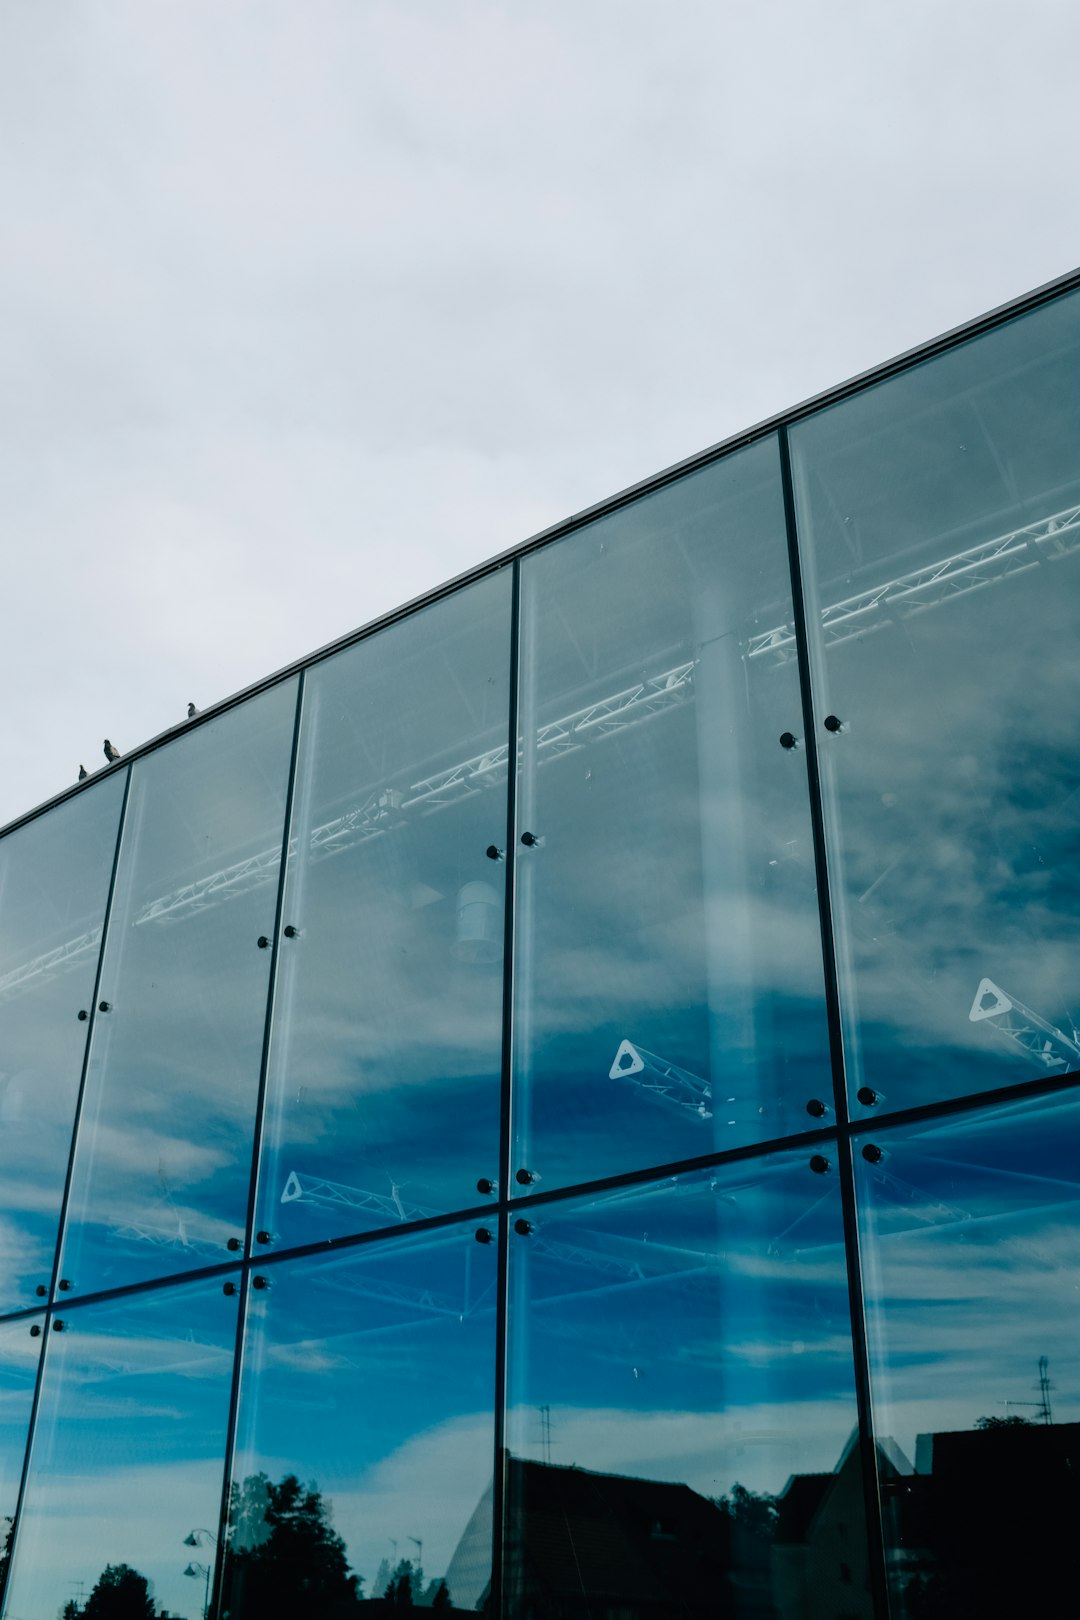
[449,1457,768,1619]
[772,1433,913,1620]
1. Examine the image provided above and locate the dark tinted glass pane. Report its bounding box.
[60,684,298,1293]
[513,437,831,1191]
[506,1157,865,1620]
[2,1277,237,1620]
[0,1316,43,1602]
[0,779,125,1312]
[257,574,511,1247]
[790,290,1080,1113]
[224,1223,497,1616]
[855,1090,1080,1619]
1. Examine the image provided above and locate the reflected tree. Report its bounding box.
[0,1516,11,1605]
[223,1472,362,1619]
[974,1414,1036,1430]
[74,1563,156,1620]
[383,1559,415,1606]
[714,1482,779,1542]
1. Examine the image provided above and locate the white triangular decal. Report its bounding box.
[281,1170,303,1203]
[610,1039,644,1080]
[969,978,1013,1022]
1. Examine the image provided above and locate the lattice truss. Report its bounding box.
[3,503,1079,1003]
[280,1168,736,1311]
[746,502,1080,667]
[968,977,1080,1071]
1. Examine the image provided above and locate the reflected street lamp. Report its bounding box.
[183,1530,217,1620]
[183,1560,211,1620]
[183,1528,219,1548]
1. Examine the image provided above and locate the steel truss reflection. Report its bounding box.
[746,501,1080,666]
[4,502,1079,1001]
[968,977,1080,1071]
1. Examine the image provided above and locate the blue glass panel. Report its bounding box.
[223,1223,497,1615]
[2,1277,237,1620]
[0,777,125,1313]
[513,437,831,1192]
[60,683,298,1294]
[0,1316,43,1606]
[506,1155,865,1619]
[256,573,511,1248]
[854,1088,1080,1617]
[790,289,1080,1114]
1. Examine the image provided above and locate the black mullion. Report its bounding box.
[47,765,132,1302]
[0,1311,50,1620]
[778,424,890,1620]
[1,766,133,1620]
[0,1055,1074,1325]
[209,672,307,1618]
[834,1131,891,1612]
[490,557,522,1620]
[776,428,851,1128]
[208,1268,249,1620]
[242,669,307,1255]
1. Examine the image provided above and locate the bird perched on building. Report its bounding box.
[103,739,120,763]
[187,702,199,718]
[78,765,88,781]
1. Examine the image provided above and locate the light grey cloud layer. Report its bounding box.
[2,0,1078,828]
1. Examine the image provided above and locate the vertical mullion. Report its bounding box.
[209,670,307,1619]
[1,766,134,1620]
[242,670,307,1254]
[777,426,890,1620]
[490,558,522,1620]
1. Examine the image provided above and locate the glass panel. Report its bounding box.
[223,1222,497,1615]
[60,683,298,1294]
[257,573,511,1248]
[854,1089,1080,1618]
[0,778,125,1312]
[2,1277,237,1620]
[790,289,1080,1113]
[0,1316,44,1607]
[506,1156,867,1620]
[513,437,831,1191]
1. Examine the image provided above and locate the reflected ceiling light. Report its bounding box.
[452,880,503,964]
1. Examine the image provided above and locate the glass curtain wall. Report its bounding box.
[255,572,512,1251]
[0,278,1077,1620]
[0,777,125,1313]
[789,287,1080,1116]
[511,436,832,1191]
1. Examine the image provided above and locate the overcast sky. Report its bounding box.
[1,0,1078,830]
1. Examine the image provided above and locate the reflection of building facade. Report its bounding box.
[0,269,1079,1620]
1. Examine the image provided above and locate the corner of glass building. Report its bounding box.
[1,271,1079,1620]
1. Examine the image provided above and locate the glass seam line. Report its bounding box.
[4,269,1080,849]
[1,765,133,1620]
[777,423,891,1620]
[209,1268,249,1620]
[242,670,307,1257]
[490,555,523,1620]
[213,670,307,1620]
